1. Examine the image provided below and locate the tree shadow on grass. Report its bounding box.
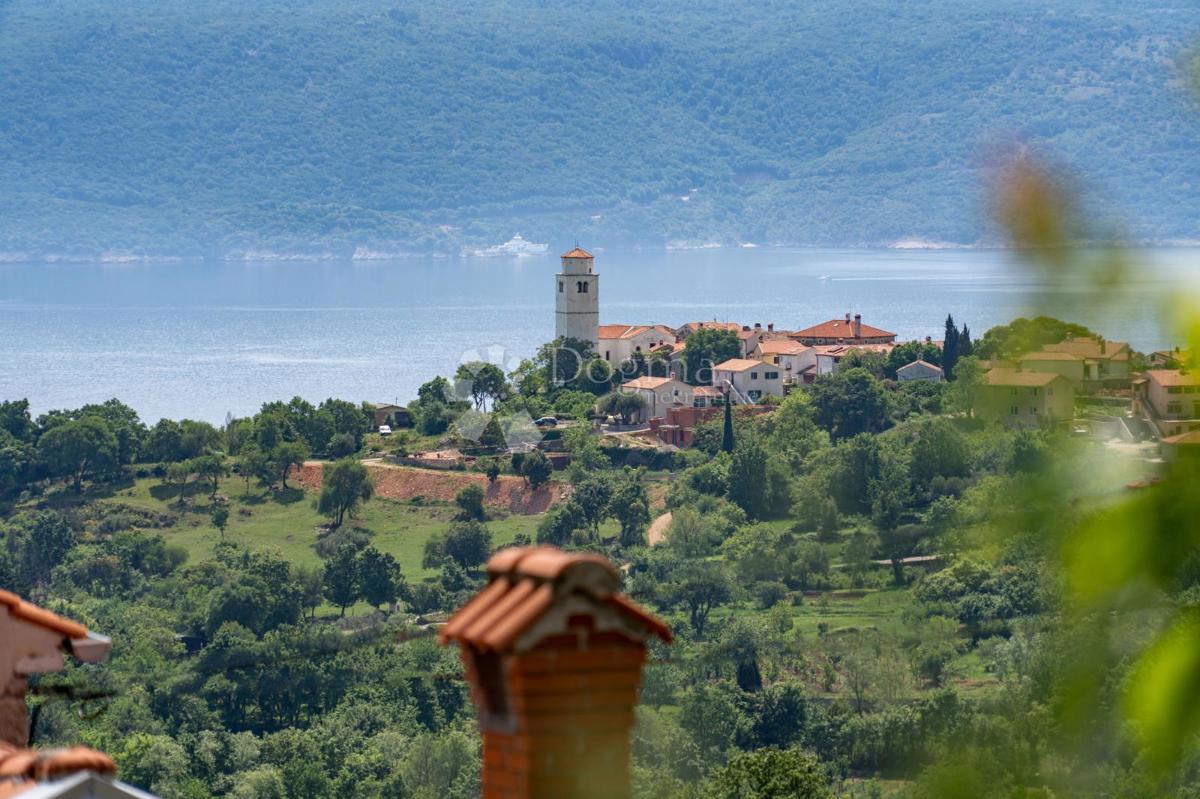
[274,486,305,505]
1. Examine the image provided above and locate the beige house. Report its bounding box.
[736,323,790,358]
[976,368,1075,428]
[1041,336,1132,384]
[618,375,693,421]
[754,339,815,383]
[1017,351,1085,385]
[712,358,785,403]
[1137,370,1200,437]
[896,359,944,383]
[598,324,677,366]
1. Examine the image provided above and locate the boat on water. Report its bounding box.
[463,233,549,257]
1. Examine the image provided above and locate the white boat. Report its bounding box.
[463,233,549,258]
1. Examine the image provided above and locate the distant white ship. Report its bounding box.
[464,233,549,257]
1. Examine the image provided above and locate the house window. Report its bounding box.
[1030,407,1037,415]
[765,371,779,380]
[750,372,758,379]
[1168,401,1183,414]
[1168,386,1183,394]
[604,351,610,360]
[1030,388,1039,396]
[1186,386,1197,394]
[577,281,589,293]
[1011,388,1018,395]
[1010,406,1019,415]
[748,390,762,401]
[1048,388,1053,396]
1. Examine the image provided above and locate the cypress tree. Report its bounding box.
[943,314,960,380]
[959,324,973,358]
[721,393,735,453]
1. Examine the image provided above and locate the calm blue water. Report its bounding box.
[1,248,1195,423]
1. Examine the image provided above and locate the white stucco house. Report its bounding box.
[712,358,785,403]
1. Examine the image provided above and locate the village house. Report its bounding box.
[814,343,895,375]
[1040,336,1132,385]
[598,325,677,366]
[617,375,693,422]
[753,339,814,385]
[791,313,897,346]
[1150,347,1192,369]
[371,402,411,430]
[896,359,944,383]
[439,546,670,799]
[673,320,741,341]
[975,367,1075,428]
[736,323,790,358]
[1135,369,1200,437]
[0,591,155,798]
[1016,351,1086,385]
[712,358,785,403]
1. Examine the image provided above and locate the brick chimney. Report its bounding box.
[767,323,774,332]
[853,314,862,338]
[0,591,110,746]
[440,547,671,799]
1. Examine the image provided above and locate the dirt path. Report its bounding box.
[292,461,566,515]
[647,511,672,546]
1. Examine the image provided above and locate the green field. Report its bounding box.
[95,474,542,580]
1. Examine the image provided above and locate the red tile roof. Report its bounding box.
[756,340,809,356]
[0,590,88,639]
[439,547,670,653]
[793,318,895,339]
[1146,369,1200,387]
[598,324,677,342]
[561,247,593,259]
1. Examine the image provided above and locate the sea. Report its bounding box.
[1,247,1197,424]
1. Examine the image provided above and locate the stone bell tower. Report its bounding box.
[555,247,599,351]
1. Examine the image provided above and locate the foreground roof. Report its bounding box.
[439,547,670,653]
[1162,430,1200,446]
[0,744,153,799]
[793,318,895,339]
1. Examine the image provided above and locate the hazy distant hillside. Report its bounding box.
[1,0,1199,256]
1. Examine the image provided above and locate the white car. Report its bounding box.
[378,425,392,436]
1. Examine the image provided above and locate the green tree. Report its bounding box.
[322,546,360,616]
[37,415,119,493]
[728,435,768,518]
[193,453,230,499]
[669,560,732,637]
[357,546,404,610]
[809,368,889,441]
[455,361,508,411]
[683,328,741,386]
[943,314,960,380]
[707,748,832,799]
[598,391,644,424]
[210,504,230,540]
[317,458,374,527]
[442,519,492,569]
[610,478,651,547]
[520,449,553,490]
[454,483,487,521]
[269,440,310,491]
[722,394,735,453]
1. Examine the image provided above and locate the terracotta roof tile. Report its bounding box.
[0,590,88,640]
[0,743,115,782]
[1146,369,1200,387]
[756,340,809,356]
[439,547,669,653]
[620,376,678,391]
[985,368,1066,387]
[793,318,896,339]
[714,358,766,372]
[561,247,594,259]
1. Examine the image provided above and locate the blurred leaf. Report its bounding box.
[1126,610,1200,770]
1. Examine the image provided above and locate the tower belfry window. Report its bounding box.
[559,281,563,293]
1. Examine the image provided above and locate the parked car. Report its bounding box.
[534,416,558,428]
[378,425,392,436]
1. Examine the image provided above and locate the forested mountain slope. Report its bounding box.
[1,0,1198,256]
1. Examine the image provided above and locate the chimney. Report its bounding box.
[1,592,110,746]
[440,547,671,799]
[845,311,851,323]
[853,314,862,338]
[1100,338,1106,354]
[754,323,761,330]
[767,323,774,332]
[742,325,750,332]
